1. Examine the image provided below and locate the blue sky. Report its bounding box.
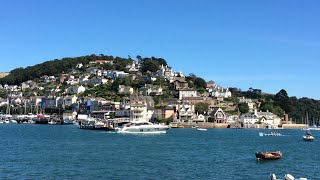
[0,0,319,99]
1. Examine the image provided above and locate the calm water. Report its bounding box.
[0,124,319,180]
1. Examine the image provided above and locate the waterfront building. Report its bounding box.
[209,107,227,123]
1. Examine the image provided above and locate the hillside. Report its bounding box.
[0,54,319,124]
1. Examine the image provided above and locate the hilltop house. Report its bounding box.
[118,85,134,95]
[172,79,188,90]
[39,75,56,83]
[179,89,198,100]
[66,85,86,94]
[238,97,256,111]
[206,81,231,99]
[21,80,37,90]
[157,65,173,79]
[90,77,108,85]
[139,84,163,96]
[89,60,114,64]
[125,61,140,72]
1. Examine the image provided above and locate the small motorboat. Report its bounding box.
[259,132,283,137]
[303,130,314,141]
[255,151,282,160]
[197,128,207,131]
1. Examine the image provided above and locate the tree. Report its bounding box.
[140,60,160,73]
[136,55,142,63]
[260,103,274,112]
[238,103,249,114]
[111,79,120,92]
[274,89,292,113]
[195,102,209,114]
[0,89,7,99]
[194,77,207,89]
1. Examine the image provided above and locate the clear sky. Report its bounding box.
[1,0,319,99]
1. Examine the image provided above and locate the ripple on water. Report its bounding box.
[0,125,319,179]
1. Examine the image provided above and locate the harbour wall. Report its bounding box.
[170,122,228,128]
[282,124,307,129]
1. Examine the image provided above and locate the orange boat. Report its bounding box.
[255,151,282,160]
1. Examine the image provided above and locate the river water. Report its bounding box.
[0,124,319,179]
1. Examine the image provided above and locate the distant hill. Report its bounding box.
[0,54,115,85]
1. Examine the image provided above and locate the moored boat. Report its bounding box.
[32,114,50,124]
[270,173,308,180]
[197,128,207,131]
[259,132,283,137]
[255,151,282,160]
[303,130,314,141]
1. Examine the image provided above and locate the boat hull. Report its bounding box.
[255,151,282,160]
[117,123,169,134]
[303,135,315,141]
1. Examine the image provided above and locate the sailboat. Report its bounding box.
[303,113,315,141]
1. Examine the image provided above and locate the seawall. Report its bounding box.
[170,122,228,128]
[282,124,307,129]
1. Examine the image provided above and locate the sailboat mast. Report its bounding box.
[24,101,27,114]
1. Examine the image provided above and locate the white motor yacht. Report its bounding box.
[116,121,170,134]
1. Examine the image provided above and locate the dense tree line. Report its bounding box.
[0,54,106,85]
[229,87,320,123]
[0,54,169,86]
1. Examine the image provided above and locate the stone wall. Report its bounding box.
[169,122,228,128]
[282,124,307,129]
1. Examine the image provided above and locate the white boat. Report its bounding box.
[285,174,307,180]
[48,120,57,125]
[116,121,170,134]
[10,120,18,124]
[303,130,314,141]
[197,128,207,131]
[259,132,283,137]
[271,173,308,180]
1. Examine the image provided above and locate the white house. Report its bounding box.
[176,103,194,122]
[76,63,83,69]
[64,95,78,106]
[130,101,148,122]
[139,84,163,96]
[211,88,232,98]
[66,86,86,94]
[240,112,259,124]
[90,78,108,85]
[179,89,198,100]
[240,109,281,128]
[157,65,173,79]
[125,61,140,72]
[119,85,134,95]
[238,97,256,111]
